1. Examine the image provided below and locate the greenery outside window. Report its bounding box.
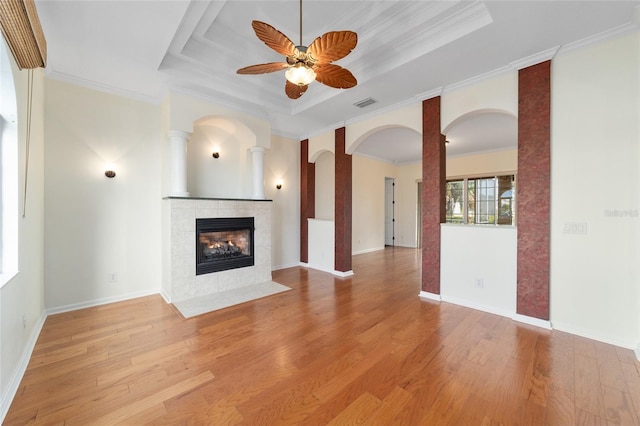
[445,174,515,225]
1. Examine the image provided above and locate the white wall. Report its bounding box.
[43,79,162,310]
[265,135,300,270]
[0,46,45,418]
[441,225,517,317]
[314,151,335,220]
[308,219,334,273]
[551,32,640,350]
[352,155,397,254]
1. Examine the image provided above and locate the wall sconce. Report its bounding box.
[276,179,283,190]
[212,151,220,159]
[105,163,116,178]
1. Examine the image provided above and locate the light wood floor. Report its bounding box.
[5,248,640,425]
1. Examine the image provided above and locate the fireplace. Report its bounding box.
[196,217,254,275]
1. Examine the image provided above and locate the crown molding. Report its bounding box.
[443,66,514,95]
[45,70,165,105]
[557,22,639,56]
[509,46,560,71]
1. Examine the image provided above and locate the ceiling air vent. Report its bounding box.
[353,97,377,108]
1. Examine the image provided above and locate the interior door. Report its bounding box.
[385,177,395,246]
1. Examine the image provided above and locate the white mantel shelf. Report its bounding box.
[163,196,273,202]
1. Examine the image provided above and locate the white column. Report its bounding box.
[251,146,266,199]
[167,130,191,197]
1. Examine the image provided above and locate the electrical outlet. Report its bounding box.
[563,222,588,234]
[108,273,118,283]
[22,314,26,329]
[474,278,484,289]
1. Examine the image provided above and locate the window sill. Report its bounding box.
[441,223,517,229]
[0,270,19,289]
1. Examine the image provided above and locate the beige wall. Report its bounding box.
[396,162,422,248]
[187,117,254,199]
[314,151,335,220]
[352,155,398,254]
[265,135,300,269]
[446,149,517,178]
[43,79,163,310]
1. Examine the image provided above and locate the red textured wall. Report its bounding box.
[334,127,352,273]
[422,97,445,294]
[517,61,551,320]
[300,140,315,263]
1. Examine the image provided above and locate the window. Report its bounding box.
[446,174,515,225]
[0,39,19,284]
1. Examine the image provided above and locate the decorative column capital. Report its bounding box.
[250,146,266,153]
[167,129,192,141]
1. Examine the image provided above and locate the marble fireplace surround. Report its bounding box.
[161,197,272,303]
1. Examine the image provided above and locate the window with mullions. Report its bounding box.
[445,174,515,225]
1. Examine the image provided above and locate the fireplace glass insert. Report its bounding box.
[196,217,254,275]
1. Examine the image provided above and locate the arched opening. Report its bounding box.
[351,126,422,252]
[444,109,517,158]
[189,116,257,198]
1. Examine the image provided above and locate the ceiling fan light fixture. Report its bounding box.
[285,63,316,86]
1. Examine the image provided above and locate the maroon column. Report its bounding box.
[422,97,446,294]
[300,139,315,263]
[517,61,551,320]
[335,127,352,273]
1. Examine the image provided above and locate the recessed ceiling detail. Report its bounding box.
[36,0,640,155]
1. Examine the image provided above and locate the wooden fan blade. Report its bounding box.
[237,62,289,75]
[285,80,308,99]
[308,31,357,64]
[314,64,357,89]
[252,21,297,57]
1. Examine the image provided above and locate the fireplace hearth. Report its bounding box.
[196,217,254,275]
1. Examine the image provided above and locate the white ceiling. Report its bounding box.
[36,0,639,162]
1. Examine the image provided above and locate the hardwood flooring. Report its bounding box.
[5,248,640,425]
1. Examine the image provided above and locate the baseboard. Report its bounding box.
[299,262,309,268]
[440,294,513,319]
[1,311,47,423]
[512,314,552,330]
[159,289,171,304]
[552,320,637,352]
[46,289,160,316]
[300,263,354,278]
[271,263,300,271]
[418,291,441,301]
[352,247,384,256]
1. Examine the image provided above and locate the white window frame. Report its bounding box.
[446,172,517,226]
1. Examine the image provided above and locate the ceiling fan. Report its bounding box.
[236,0,358,100]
